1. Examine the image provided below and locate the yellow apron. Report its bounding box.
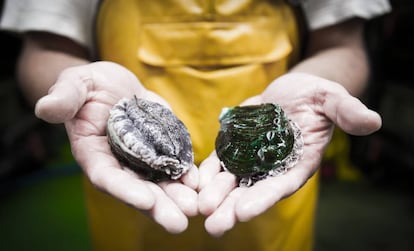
[85,0,318,250]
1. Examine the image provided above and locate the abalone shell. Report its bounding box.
[107,96,194,182]
[215,103,303,186]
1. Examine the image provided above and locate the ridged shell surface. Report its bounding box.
[215,103,303,186]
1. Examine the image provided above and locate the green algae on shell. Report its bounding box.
[215,103,303,187]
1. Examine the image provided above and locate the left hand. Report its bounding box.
[198,72,382,236]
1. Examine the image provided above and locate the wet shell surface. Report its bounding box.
[215,103,303,187]
[107,96,194,182]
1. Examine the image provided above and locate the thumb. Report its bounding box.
[35,66,90,123]
[325,95,382,136]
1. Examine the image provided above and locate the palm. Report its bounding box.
[198,73,382,236]
[35,62,198,233]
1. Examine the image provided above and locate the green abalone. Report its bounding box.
[215,103,303,187]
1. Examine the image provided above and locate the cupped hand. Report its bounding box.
[198,72,382,236]
[35,61,199,234]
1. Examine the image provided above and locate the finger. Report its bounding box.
[88,166,157,209]
[73,136,156,210]
[333,97,382,135]
[74,135,188,233]
[198,152,222,190]
[35,62,146,124]
[181,164,199,191]
[320,85,382,136]
[235,151,318,222]
[204,188,245,237]
[160,182,198,217]
[35,67,90,123]
[198,171,237,215]
[262,73,382,135]
[146,182,189,234]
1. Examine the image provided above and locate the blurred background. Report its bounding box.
[0,0,413,251]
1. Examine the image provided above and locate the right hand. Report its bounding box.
[198,73,382,236]
[35,61,199,233]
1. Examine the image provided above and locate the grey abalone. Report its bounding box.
[107,96,194,181]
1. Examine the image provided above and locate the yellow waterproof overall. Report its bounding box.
[85,0,318,250]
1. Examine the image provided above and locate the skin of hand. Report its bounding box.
[35,62,200,234]
[198,73,382,236]
[18,33,199,233]
[197,19,382,236]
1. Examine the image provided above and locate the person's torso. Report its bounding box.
[87,2,317,251]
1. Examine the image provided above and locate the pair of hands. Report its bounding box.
[35,62,382,236]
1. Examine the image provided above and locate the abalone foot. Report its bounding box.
[106,96,194,182]
[107,123,188,182]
